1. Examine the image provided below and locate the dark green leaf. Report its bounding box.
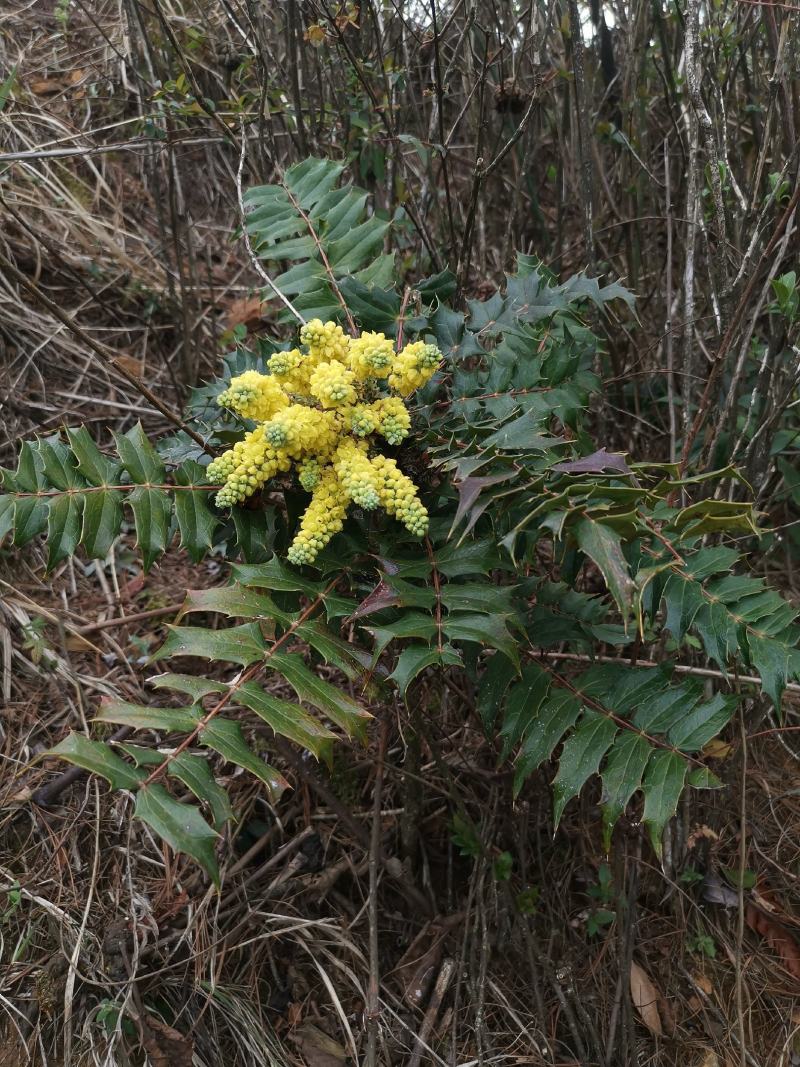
[135,784,220,887]
[600,733,651,848]
[498,662,551,759]
[46,493,83,570]
[129,486,171,571]
[748,632,800,708]
[114,423,166,484]
[48,733,143,790]
[0,496,14,540]
[178,585,290,628]
[236,682,337,760]
[662,573,704,641]
[12,497,48,546]
[641,751,686,853]
[37,438,83,490]
[168,753,234,830]
[296,617,373,680]
[574,518,635,619]
[66,426,121,485]
[149,673,227,702]
[231,507,276,563]
[269,651,372,740]
[443,613,520,667]
[513,691,582,796]
[667,692,736,751]
[440,583,518,615]
[388,644,462,697]
[477,653,518,732]
[200,718,288,799]
[152,623,267,666]
[173,462,218,562]
[81,490,123,559]
[552,711,618,826]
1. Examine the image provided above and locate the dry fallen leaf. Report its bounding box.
[291,1023,346,1067]
[630,961,663,1036]
[113,353,145,377]
[746,886,800,981]
[141,1017,193,1067]
[287,1002,303,1026]
[224,295,266,331]
[701,738,733,759]
[697,1050,720,1067]
[30,70,85,95]
[304,23,327,46]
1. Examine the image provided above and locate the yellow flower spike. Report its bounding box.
[300,319,351,363]
[333,439,381,510]
[208,320,432,557]
[388,341,442,397]
[298,456,323,491]
[371,455,429,536]
[206,448,239,484]
[287,467,350,565]
[347,331,395,381]
[263,404,340,457]
[218,370,290,421]
[348,403,378,437]
[266,348,314,395]
[309,360,358,409]
[371,396,411,445]
[213,426,290,507]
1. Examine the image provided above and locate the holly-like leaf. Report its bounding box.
[114,422,165,484]
[388,644,462,697]
[552,711,618,826]
[641,750,686,853]
[269,651,372,740]
[173,462,218,562]
[46,493,83,570]
[152,623,267,666]
[552,449,631,476]
[135,784,220,887]
[168,753,234,830]
[178,585,290,628]
[95,699,200,733]
[236,682,337,760]
[666,692,736,752]
[149,673,227,702]
[477,653,518,733]
[443,613,520,667]
[128,486,171,571]
[12,497,48,546]
[81,489,123,559]
[0,496,14,541]
[66,426,121,485]
[513,691,582,796]
[747,632,800,708]
[498,662,551,759]
[574,517,635,619]
[600,733,651,849]
[200,718,288,800]
[47,734,144,791]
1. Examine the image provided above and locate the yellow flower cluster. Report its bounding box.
[207,320,441,564]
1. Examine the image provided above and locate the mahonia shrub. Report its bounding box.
[2,158,799,886]
[207,320,438,563]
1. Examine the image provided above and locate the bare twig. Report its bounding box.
[0,251,211,452]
